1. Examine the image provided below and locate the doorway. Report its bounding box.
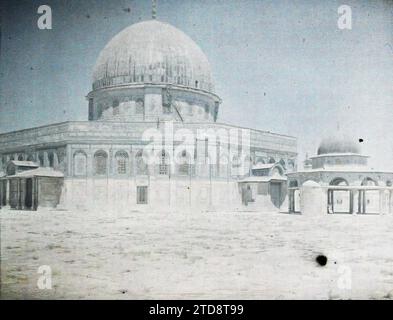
[270,182,282,208]
[242,185,253,206]
[25,178,33,209]
[1,181,6,206]
[137,186,148,204]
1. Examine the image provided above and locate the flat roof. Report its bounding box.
[8,160,39,167]
[5,168,64,178]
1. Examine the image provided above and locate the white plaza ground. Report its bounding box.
[1,208,393,300]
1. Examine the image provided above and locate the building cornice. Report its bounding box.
[86,83,222,103]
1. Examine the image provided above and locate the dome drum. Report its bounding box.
[312,136,368,169]
[89,20,219,123]
[87,84,220,122]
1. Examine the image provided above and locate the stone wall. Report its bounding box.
[0,121,297,178]
[62,177,242,212]
[38,177,63,208]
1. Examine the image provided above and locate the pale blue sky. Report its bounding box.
[0,0,392,168]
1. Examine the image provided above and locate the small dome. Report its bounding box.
[317,137,361,155]
[92,20,214,92]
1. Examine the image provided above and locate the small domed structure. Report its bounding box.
[317,136,361,155]
[309,136,367,170]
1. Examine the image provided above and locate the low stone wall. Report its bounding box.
[61,177,243,212]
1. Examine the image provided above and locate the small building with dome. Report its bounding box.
[0,18,297,212]
[287,136,393,215]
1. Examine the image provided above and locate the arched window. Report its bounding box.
[232,155,241,168]
[38,154,44,166]
[330,177,349,186]
[159,150,169,175]
[136,150,148,175]
[204,104,209,119]
[27,154,35,162]
[279,159,286,169]
[386,180,392,187]
[94,150,108,175]
[74,151,87,176]
[18,154,24,161]
[361,177,378,186]
[178,150,190,176]
[115,151,128,174]
[48,152,54,167]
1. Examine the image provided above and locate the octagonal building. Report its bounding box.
[0,19,297,212]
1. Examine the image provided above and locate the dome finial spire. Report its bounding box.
[152,0,157,19]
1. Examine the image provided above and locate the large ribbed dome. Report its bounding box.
[92,20,214,92]
[317,137,361,155]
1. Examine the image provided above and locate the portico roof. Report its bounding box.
[8,160,39,168]
[5,168,64,178]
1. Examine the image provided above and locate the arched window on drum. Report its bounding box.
[278,159,286,169]
[48,152,55,168]
[204,104,209,119]
[38,154,44,167]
